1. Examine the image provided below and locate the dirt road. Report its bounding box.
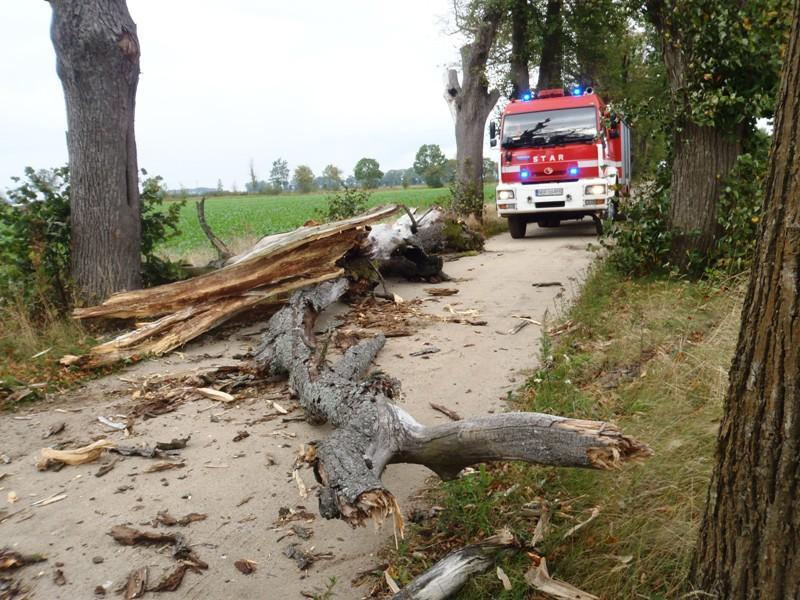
[0,223,596,599]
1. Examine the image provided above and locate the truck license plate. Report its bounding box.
[535,188,563,197]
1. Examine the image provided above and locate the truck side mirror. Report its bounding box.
[490,138,497,147]
[609,128,620,139]
[489,121,497,141]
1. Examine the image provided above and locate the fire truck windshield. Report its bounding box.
[502,106,597,148]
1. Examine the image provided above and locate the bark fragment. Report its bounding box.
[392,530,516,599]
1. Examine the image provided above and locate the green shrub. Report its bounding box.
[448,170,485,219]
[606,178,673,276]
[710,153,765,275]
[318,186,370,221]
[607,150,767,277]
[0,166,184,316]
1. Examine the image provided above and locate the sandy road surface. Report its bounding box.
[0,223,596,599]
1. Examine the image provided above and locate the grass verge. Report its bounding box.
[0,302,100,410]
[381,262,743,599]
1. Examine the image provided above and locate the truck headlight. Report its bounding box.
[584,184,607,196]
[497,190,515,201]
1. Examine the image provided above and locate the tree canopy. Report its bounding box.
[353,157,383,189]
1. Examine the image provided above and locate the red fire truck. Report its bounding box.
[490,87,631,238]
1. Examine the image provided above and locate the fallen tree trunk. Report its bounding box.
[392,530,515,599]
[252,279,652,530]
[68,206,460,367]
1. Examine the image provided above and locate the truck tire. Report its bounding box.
[508,216,527,239]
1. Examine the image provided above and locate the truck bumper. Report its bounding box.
[495,178,612,220]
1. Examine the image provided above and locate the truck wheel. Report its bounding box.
[508,216,527,239]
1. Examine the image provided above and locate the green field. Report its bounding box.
[158,185,494,261]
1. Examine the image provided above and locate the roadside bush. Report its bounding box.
[319,186,370,221]
[448,177,484,220]
[0,166,183,317]
[607,151,766,277]
[606,178,672,276]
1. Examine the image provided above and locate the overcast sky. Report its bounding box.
[0,1,466,191]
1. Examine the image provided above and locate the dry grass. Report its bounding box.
[379,263,744,599]
[0,299,99,406]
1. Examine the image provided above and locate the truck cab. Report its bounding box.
[491,87,631,238]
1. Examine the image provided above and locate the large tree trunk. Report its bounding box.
[49,0,142,303]
[691,3,800,596]
[510,0,531,98]
[536,0,563,89]
[648,0,742,269]
[669,122,741,263]
[253,279,651,529]
[444,7,502,220]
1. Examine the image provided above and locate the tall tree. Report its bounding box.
[49,0,141,302]
[645,0,789,269]
[692,2,800,594]
[445,0,503,219]
[509,0,532,97]
[249,159,258,195]
[292,165,315,194]
[321,164,343,190]
[353,158,383,189]
[413,144,449,188]
[269,158,289,193]
[536,0,563,88]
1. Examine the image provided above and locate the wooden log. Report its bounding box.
[392,530,515,599]
[252,279,652,529]
[74,205,398,320]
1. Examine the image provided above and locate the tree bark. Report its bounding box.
[444,6,502,219]
[510,0,532,98]
[536,0,563,89]
[692,3,800,596]
[648,0,743,269]
[669,122,741,264]
[252,279,651,530]
[49,0,142,303]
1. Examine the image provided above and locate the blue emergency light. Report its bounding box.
[572,87,583,96]
[521,169,531,179]
[521,92,532,101]
[568,167,579,176]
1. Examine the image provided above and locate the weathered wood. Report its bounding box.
[392,530,515,600]
[253,279,652,529]
[196,197,232,265]
[74,206,397,320]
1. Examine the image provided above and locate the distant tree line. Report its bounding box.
[188,146,498,197]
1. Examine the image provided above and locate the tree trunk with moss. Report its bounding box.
[49,0,142,302]
[692,4,800,595]
[444,7,502,220]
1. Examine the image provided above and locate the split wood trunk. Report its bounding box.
[392,530,515,599]
[252,279,651,530]
[68,206,451,367]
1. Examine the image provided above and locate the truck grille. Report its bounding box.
[535,201,565,208]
